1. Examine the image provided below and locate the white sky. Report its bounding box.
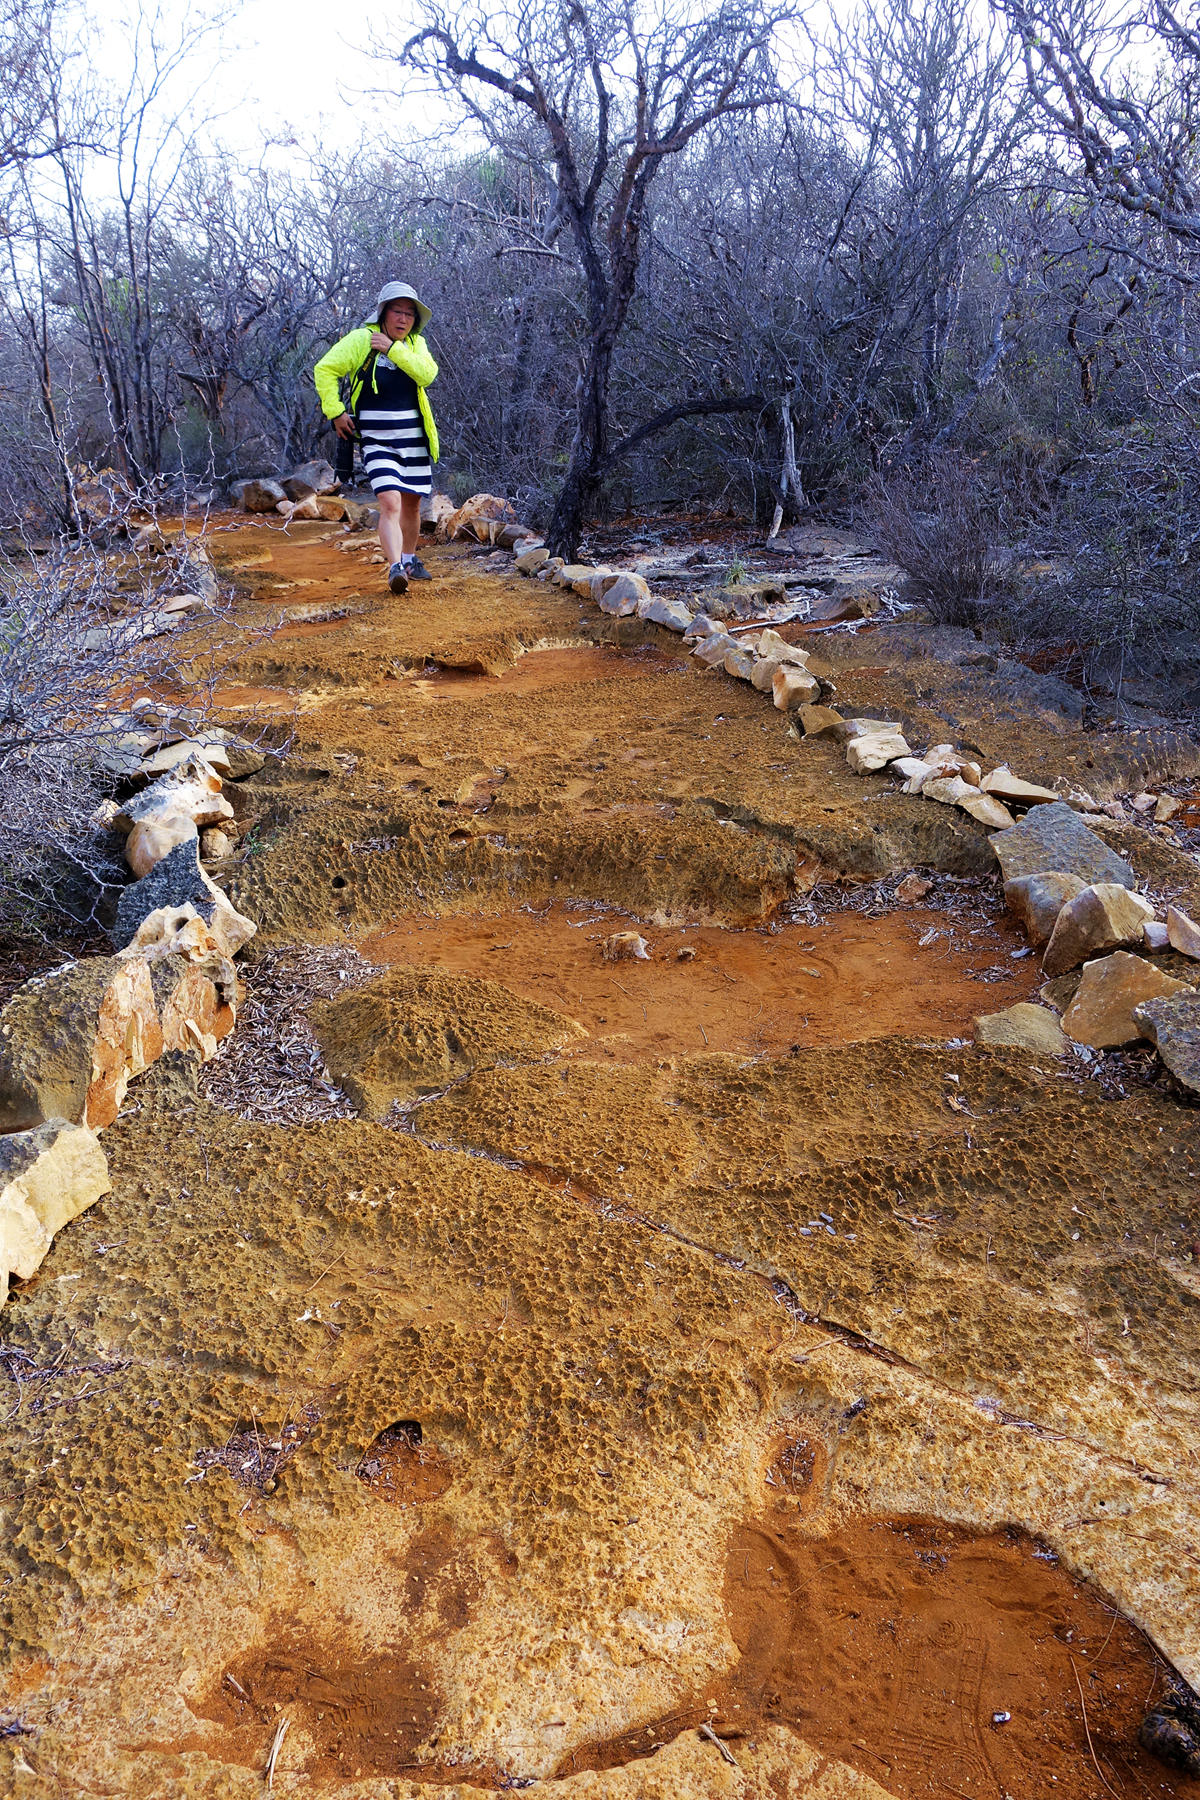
[85,0,456,155]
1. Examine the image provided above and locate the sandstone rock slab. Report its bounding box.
[1061,952,1193,1048]
[724,645,756,681]
[0,1120,110,1307]
[1132,991,1200,1091]
[125,813,199,879]
[692,631,737,668]
[1005,872,1087,947]
[993,802,1136,889]
[638,596,692,631]
[974,1003,1069,1056]
[0,943,237,1135]
[1167,905,1200,960]
[846,732,910,774]
[959,790,1015,829]
[922,775,975,806]
[112,838,255,958]
[980,768,1061,806]
[117,757,232,832]
[552,563,596,588]
[287,459,339,495]
[515,546,549,575]
[237,478,287,512]
[798,705,844,738]
[1043,884,1155,977]
[138,736,233,780]
[311,966,588,1118]
[597,572,651,613]
[756,628,810,667]
[773,665,821,711]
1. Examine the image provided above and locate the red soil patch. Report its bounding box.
[363,901,1043,1063]
[563,1514,1195,1798]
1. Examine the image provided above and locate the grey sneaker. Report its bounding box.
[407,554,432,580]
[388,561,409,596]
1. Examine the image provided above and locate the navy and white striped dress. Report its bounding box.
[358,352,432,497]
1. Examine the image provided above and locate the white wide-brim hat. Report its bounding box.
[373,281,431,334]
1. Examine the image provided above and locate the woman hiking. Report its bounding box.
[314,281,439,596]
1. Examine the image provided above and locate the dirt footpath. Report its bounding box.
[3,517,1200,1800]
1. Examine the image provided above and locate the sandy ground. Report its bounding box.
[3,515,1200,1799]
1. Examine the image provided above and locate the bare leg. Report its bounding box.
[376,490,404,566]
[400,492,422,555]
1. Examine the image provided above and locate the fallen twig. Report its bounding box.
[1070,1655,1120,1800]
[266,1716,290,1789]
[698,1721,737,1766]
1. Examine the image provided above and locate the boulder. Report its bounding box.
[1061,952,1193,1049]
[515,545,550,575]
[846,732,910,774]
[723,645,756,681]
[138,735,232,779]
[773,664,821,711]
[751,656,782,693]
[922,775,976,806]
[1004,872,1086,947]
[420,492,455,528]
[280,495,321,520]
[973,1003,1069,1056]
[797,705,845,738]
[1144,920,1171,950]
[111,837,256,957]
[1132,991,1200,1091]
[832,716,903,744]
[980,768,1061,806]
[125,813,199,879]
[287,459,339,495]
[1155,794,1182,823]
[682,613,720,638]
[692,632,737,668]
[238,478,287,512]
[1167,905,1200,959]
[440,493,517,544]
[0,1120,110,1308]
[958,790,1015,829]
[1042,884,1156,976]
[893,758,934,792]
[495,522,537,550]
[808,592,877,622]
[116,757,233,832]
[0,946,236,1135]
[280,474,316,501]
[640,596,693,631]
[223,739,267,780]
[992,801,1137,889]
[553,563,598,589]
[756,629,810,667]
[596,572,650,612]
[200,827,236,861]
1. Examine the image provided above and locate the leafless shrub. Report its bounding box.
[867,455,1021,625]
[0,518,257,935]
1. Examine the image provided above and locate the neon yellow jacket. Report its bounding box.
[313,326,440,463]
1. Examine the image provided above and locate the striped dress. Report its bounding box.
[358,352,432,496]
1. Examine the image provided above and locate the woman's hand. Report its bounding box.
[369,331,392,351]
[333,412,356,441]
